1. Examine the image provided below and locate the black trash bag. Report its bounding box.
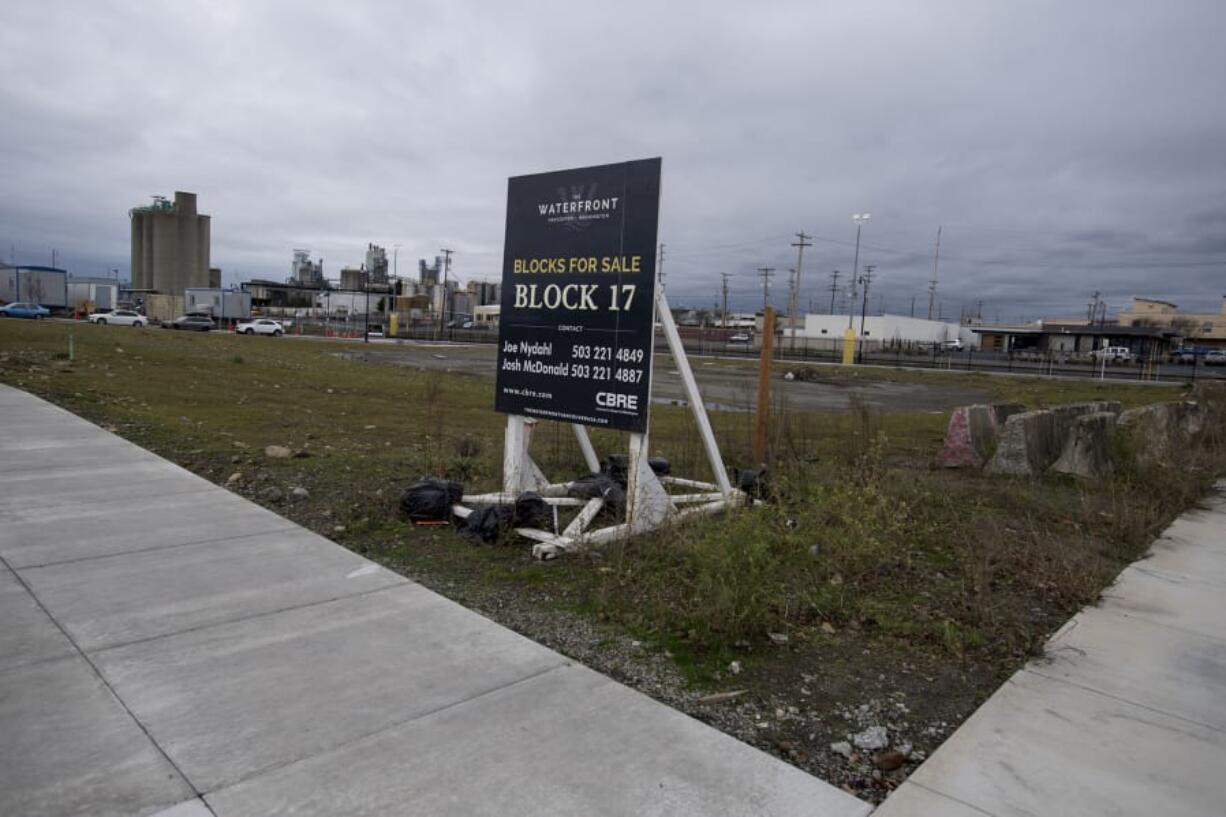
[460,491,551,545]
[400,478,464,523]
[735,467,771,501]
[512,491,550,528]
[648,456,671,476]
[459,505,513,544]
[567,473,627,514]
[600,455,629,487]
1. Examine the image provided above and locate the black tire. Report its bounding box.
[97,318,107,325]
[273,329,282,336]
[244,328,254,335]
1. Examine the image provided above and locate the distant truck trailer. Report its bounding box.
[0,266,69,309]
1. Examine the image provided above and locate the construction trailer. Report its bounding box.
[1,266,69,309]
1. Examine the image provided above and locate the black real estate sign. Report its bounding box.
[495,158,661,433]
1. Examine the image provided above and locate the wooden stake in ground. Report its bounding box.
[754,307,776,463]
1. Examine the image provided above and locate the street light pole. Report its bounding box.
[363,274,370,343]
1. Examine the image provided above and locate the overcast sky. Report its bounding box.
[3,1,1224,321]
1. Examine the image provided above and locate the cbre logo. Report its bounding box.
[596,392,638,410]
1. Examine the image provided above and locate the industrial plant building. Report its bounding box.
[129,191,211,297]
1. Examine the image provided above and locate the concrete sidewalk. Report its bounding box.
[875,483,1226,816]
[0,384,870,817]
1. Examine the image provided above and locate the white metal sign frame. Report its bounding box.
[455,286,747,559]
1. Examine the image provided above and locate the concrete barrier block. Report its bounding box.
[986,410,1061,477]
[1052,412,1117,479]
[1118,401,1204,467]
[937,403,1025,469]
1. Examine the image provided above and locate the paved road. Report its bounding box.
[874,481,1226,817]
[0,384,870,817]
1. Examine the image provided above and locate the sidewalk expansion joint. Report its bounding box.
[202,660,572,798]
[1020,667,1224,735]
[0,551,206,803]
[86,578,412,656]
[13,523,303,570]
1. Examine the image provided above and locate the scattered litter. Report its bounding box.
[768,632,789,645]
[696,690,747,705]
[852,725,890,751]
[830,741,853,758]
[728,660,742,675]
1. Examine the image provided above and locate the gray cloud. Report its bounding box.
[1,0,1223,321]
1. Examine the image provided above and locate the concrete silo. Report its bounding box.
[129,191,211,296]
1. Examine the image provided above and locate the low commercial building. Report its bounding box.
[474,303,500,326]
[972,322,1174,358]
[1118,297,1226,347]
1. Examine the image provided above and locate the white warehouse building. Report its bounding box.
[791,313,979,351]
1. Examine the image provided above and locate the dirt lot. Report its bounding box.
[340,339,995,413]
[1,320,1215,804]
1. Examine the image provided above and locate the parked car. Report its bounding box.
[1204,349,1226,366]
[168,314,215,331]
[89,309,147,327]
[943,338,964,351]
[1091,346,1133,363]
[728,333,752,343]
[0,302,50,319]
[236,318,283,336]
[1171,346,1213,364]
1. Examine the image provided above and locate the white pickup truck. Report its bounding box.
[235,318,284,336]
[1091,346,1133,363]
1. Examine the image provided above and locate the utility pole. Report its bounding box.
[828,269,840,314]
[849,214,870,329]
[910,295,916,317]
[789,231,811,351]
[976,300,984,322]
[858,264,875,362]
[1087,291,1101,323]
[787,268,798,348]
[438,248,453,338]
[928,225,941,321]
[757,267,775,313]
[720,272,730,329]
